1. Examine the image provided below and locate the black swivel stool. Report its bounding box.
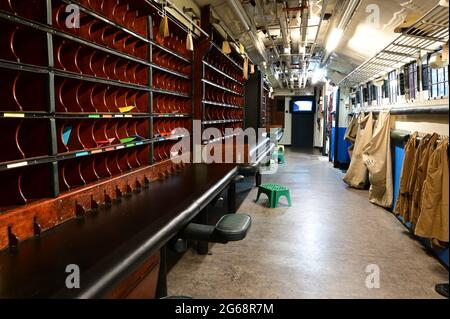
[170,213,252,254]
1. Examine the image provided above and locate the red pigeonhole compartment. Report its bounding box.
[0,118,51,163]
[0,69,48,112]
[0,163,54,212]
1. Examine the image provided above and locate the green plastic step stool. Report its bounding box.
[256,183,292,208]
[278,153,285,164]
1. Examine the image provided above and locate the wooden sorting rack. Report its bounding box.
[0,0,195,250]
[193,6,246,146]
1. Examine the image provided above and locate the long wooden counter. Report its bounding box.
[0,164,238,298]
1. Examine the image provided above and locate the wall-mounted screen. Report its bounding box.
[292,100,313,112]
[290,97,316,113]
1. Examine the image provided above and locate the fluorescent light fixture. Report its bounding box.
[326,28,343,52]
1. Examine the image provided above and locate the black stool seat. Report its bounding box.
[182,214,251,244]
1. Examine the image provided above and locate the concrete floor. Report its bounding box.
[167,149,448,299]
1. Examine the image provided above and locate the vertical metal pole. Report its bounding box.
[190,38,194,163]
[46,0,59,198]
[148,15,154,165]
[255,170,262,187]
[333,88,340,168]
[156,246,168,298]
[322,93,328,157]
[228,179,236,213]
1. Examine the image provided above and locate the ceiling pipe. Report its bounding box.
[254,0,280,60]
[278,2,290,49]
[226,0,268,62]
[278,1,292,87]
[250,0,283,88]
[310,0,328,58]
[299,0,309,61]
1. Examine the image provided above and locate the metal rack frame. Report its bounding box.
[339,4,449,87]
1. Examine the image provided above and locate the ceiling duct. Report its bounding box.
[298,0,310,61]
[226,0,268,63]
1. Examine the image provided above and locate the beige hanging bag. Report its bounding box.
[343,112,373,189]
[344,115,358,158]
[394,132,418,219]
[415,138,449,245]
[410,133,439,226]
[362,112,393,208]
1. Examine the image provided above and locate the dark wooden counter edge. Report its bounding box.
[53,165,239,299]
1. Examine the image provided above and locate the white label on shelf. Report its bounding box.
[4,113,25,118]
[7,161,28,169]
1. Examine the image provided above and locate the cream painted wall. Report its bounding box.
[394,114,449,136]
[166,0,228,39]
[166,0,200,28]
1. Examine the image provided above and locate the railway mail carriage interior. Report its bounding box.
[0,0,448,300]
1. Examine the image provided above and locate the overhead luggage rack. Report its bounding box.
[349,104,449,115]
[339,4,449,87]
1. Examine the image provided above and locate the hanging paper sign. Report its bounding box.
[222,40,231,54]
[186,32,194,51]
[239,43,245,54]
[62,125,73,145]
[159,15,170,38]
[120,137,137,144]
[118,106,136,113]
[243,57,249,80]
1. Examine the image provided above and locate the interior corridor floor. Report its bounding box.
[167,148,448,299]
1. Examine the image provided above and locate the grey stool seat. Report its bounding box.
[182,214,251,244]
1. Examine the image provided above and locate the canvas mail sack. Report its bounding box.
[394,132,418,219]
[343,112,373,189]
[415,138,449,245]
[362,112,393,208]
[405,134,431,223]
[344,115,358,158]
[410,133,439,227]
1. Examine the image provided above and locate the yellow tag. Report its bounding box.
[4,113,25,118]
[118,106,136,113]
[239,43,245,54]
